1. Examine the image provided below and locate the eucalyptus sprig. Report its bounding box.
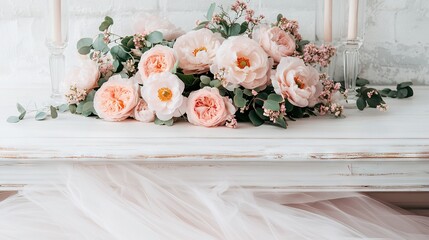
[7,103,68,123]
[354,78,414,111]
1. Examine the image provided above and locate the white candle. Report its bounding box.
[347,0,359,40]
[324,0,333,43]
[50,0,62,44]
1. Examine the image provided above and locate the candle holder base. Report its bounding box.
[47,45,67,104]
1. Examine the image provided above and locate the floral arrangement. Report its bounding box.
[7,1,414,127]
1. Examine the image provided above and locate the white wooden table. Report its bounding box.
[0,86,428,192]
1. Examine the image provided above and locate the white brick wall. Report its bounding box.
[0,0,428,87]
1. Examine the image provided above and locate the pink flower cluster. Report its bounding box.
[317,74,344,117]
[302,44,336,68]
[278,17,302,42]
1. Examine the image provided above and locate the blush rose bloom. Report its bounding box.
[141,72,187,121]
[138,45,178,82]
[173,28,224,75]
[186,87,236,128]
[93,75,139,122]
[133,99,156,123]
[253,24,296,63]
[272,57,322,108]
[134,14,184,41]
[65,59,100,92]
[210,35,270,90]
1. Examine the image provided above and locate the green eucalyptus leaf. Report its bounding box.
[229,23,241,36]
[356,97,366,110]
[77,38,93,50]
[78,46,92,55]
[234,88,243,97]
[200,75,211,85]
[18,111,26,120]
[240,22,249,34]
[249,110,264,126]
[210,80,222,88]
[277,14,283,23]
[93,34,109,53]
[177,73,196,86]
[99,16,114,31]
[397,81,413,89]
[356,78,370,87]
[380,88,391,97]
[263,100,280,111]
[285,100,294,112]
[35,112,48,121]
[50,106,58,119]
[69,104,77,114]
[276,117,287,129]
[255,107,269,120]
[206,3,216,20]
[154,117,174,126]
[16,103,25,114]
[111,45,129,61]
[388,90,397,98]
[397,88,408,99]
[233,94,246,108]
[267,93,284,103]
[58,104,69,113]
[86,90,96,102]
[82,101,95,117]
[146,31,163,44]
[404,86,414,98]
[7,116,20,123]
[243,89,253,96]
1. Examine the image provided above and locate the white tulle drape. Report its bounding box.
[0,164,428,240]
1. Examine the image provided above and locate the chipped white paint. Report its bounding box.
[0,86,428,192]
[0,0,428,87]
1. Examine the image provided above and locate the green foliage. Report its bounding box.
[206,3,216,20]
[146,31,163,44]
[263,100,280,111]
[50,106,58,119]
[7,116,20,123]
[99,16,114,31]
[77,38,93,55]
[154,117,174,126]
[93,34,109,53]
[35,111,48,121]
[249,110,264,126]
[379,82,414,99]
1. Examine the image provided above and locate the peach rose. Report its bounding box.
[186,87,236,127]
[173,28,224,75]
[141,72,186,121]
[210,35,270,90]
[138,45,178,82]
[134,14,184,41]
[253,25,296,63]
[133,99,156,123]
[93,75,139,121]
[65,59,100,92]
[272,57,321,108]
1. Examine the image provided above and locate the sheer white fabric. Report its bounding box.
[0,164,428,239]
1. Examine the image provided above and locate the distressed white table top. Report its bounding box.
[0,86,428,191]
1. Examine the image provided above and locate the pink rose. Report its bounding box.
[93,75,139,121]
[134,14,184,41]
[272,57,321,108]
[186,87,236,127]
[253,25,296,63]
[210,35,270,90]
[133,99,155,123]
[138,45,178,82]
[173,28,224,75]
[65,59,100,92]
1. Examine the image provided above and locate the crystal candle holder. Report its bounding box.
[45,0,68,104]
